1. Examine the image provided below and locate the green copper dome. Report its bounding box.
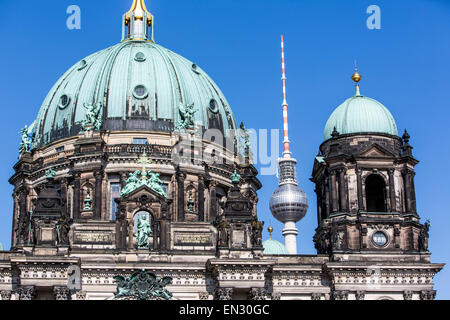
[32,40,237,148]
[263,239,289,255]
[323,90,398,141]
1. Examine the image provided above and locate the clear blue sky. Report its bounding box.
[0,0,449,298]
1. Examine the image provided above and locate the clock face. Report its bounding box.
[373,231,388,247]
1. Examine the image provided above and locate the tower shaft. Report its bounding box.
[281,35,291,158]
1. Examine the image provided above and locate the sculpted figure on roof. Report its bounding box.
[82,102,103,132]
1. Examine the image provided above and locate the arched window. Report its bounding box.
[365,174,387,212]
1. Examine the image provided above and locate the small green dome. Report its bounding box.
[324,92,398,141]
[32,40,237,148]
[263,239,289,255]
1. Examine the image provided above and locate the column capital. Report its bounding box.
[420,290,436,300]
[311,293,322,300]
[214,288,233,300]
[332,290,349,300]
[249,288,268,300]
[355,290,366,300]
[17,286,35,300]
[403,290,413,300]
[54,286,71,300]
[0,290,11,300]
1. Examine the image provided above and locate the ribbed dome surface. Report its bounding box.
[263,239,289,255]
[323,94,398,141]
[32,40,237,147]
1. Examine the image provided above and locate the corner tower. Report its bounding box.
[312,68,426,255]
[269,36,308,254]
[311,68,443,299]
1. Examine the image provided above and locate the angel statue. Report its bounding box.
[148,172,167,197]
[176,102,197,130]
[82,102,103,131]
[113,275,134,298]
[19,126,33,153]
[153,276,173,300]
[120,170,142,197]
[135,214,152,249]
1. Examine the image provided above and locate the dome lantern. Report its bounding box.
[122,0,154,42]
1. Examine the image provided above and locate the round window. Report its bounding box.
[133,85,148,99]
[373,232,388,246]
[78,59,87,70]
[209,99,219,113]
[135,52,146,62]
[58,95,70,109]
[192,63,200,74]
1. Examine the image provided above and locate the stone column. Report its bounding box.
[12,193,19,247]
[94,171,103,220]
[54,286,71,300]
[410,171,417,214]
[338,169,348,212]
[160,215,169,251]
[128,219,134,250]
[330,170,339,213]
[152,221,159,251]
[60,178,68,214]
[324,178,330,218]
[73,172,81,220]
[177,172,185,222]
[209,181,217,222]
[356,168,364,211]
[17,188,29,245]
[198,176,205,222]
[116,209,127,250]
[214,288,233,300]
[388,169,396,212]
[403,169,415,214]
[17,286,35,300]
[315,186,322,224]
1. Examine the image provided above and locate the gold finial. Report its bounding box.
[351,63,362,96]
[268,226,274,239]
[126,0,150,20]
[352,68,362,83]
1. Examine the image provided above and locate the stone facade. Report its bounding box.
[0,128,443,300]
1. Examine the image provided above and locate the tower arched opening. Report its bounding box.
[365,174,387,212]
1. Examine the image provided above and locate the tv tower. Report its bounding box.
[269,36,309,254]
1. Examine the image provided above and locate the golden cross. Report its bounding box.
[137,151,152,175]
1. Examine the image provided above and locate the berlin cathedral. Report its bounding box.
[0,0,443,300]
